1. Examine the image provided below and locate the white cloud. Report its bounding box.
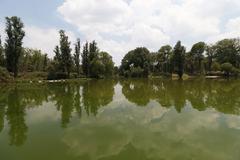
[58,0,240,65]
[2,0,240,65]
[0,23,76,58]
[207,16,240,43]
[24,26,76,58]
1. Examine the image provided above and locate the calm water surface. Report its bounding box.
[0,79,240,160]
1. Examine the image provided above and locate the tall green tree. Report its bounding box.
[0,35,4,67]
[43,54,48,72]
[157,45,173,73]
[53,45,62,71]
[215,39,240,68]
[89,40,98,62]
[120,47,151,77]
[206,45,217,72]
[99,52,114,76]
[5,16,25,77]
[89,41,99,77]
[74,38,81,76]
[82,42,89,77]
[18,48,48,72]
[90,51,114,78]
[185,51,194,74]
[54,45,61,62]
[59,30,72,77]
[190,42,205,73]
[173,41,186,79]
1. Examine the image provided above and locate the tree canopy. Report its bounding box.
[120,47,151,77]
[5,16,25,77]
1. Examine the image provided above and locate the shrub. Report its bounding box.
[211,62,221,71]
[130,67,144,77]
[0,67,12,82]
[221,62,233,77]
[47,72,68,80]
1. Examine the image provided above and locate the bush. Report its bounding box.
[0,67,12,82]
[47,72,68,80]
[18,72,47,80]
[232,67,240,76]
[211,62,221,71]
[130,67,144,77]
[221,62,233,76]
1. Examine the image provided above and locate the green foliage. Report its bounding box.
[155,45,173,73]
[53,45,62,71]
[90,58,105,78]
[82,42,89,77]
[130,67,144,77]
[99,52,114,77]
[173,41,186,79]
[5,16,25,77]
[190,42,206,73]
[0,67,11,82]
[51,30,73,78]
[59,30,73,77]
[80,41,114,78]
[221,62,234,77]
[18,48,48,72]
[89,41,99,77]
[120,47,151,77]
[47,72,68,80]
[2,16,240,80]
[0,36,5,67]
[89,51,114,78]
[74,38,81,76]
[215,39,240,68]
[206,45,217,72]
[211,62,221,71]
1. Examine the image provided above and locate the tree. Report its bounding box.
[120,47,151,77]
[82,42,89,77]
[54,45,61,62]
[89,41,99,77]
[5,16,25,77]
[157,45,173,73]
[43,54,48,72]
[221,62,233,77]
[98,51,114,77]
[74,38,81,76]
[89,58,105,78]
[18,48,47,72]
[185,51,194,74]
[0,35,4,67]
[206,45,217,72]
[89,40,98,62]
[59,30,72,77]
[173,41,186,79]
[215,39,240,68]
[211,62,221,71]
[53,45,62,72]
[190,42,205,73]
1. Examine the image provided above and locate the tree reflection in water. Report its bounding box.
[0,79,240,147]
[121,79,240,114]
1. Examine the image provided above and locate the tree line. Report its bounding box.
[0,16,114,80]
[1,16,240,80]
[120,40,240,78]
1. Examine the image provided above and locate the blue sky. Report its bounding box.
[0,0,64,27]
[1,0,240,65]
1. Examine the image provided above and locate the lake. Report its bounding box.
[0,79,240,160]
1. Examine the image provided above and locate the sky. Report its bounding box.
[0,0,240,65]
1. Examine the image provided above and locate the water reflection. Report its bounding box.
[0,79,240,148]
[82,80,116,116]
[121,79,240,114]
